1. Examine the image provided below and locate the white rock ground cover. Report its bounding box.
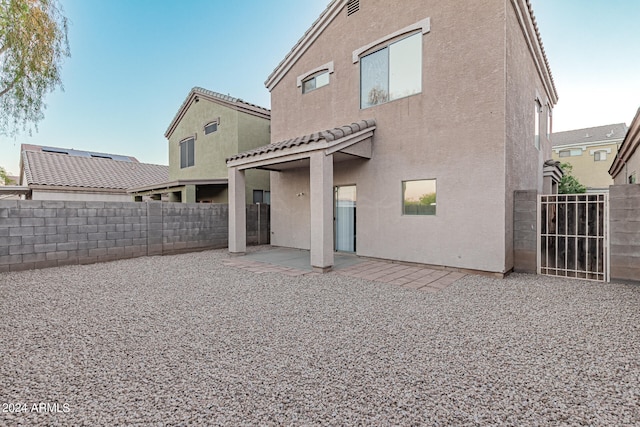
[0,248,639,426]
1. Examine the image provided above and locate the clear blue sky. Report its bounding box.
[1,0,639,176]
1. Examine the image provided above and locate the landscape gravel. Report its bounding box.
[0,248,639,426]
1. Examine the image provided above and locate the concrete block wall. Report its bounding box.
[161,203,228,254]
[513,190,538,273]
[0,201,270,272]
[609,184,640,282]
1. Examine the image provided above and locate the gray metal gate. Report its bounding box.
[537,193,609,282]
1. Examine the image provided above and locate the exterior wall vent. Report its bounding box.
[347,0,359,16]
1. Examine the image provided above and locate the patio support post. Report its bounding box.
[229,166,246,254]
[309,151,334,272]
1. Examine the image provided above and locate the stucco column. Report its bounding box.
[309,151,334,272]
[229,166,246,254]
[182,185,196,203]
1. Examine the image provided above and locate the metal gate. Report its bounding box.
[537,193,609,282]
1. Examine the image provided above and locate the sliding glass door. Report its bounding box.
[335,185,356,252]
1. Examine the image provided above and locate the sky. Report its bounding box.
[1,0,639,176]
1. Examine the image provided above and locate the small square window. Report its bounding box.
[403,179,436,215]
[594,151,606,161]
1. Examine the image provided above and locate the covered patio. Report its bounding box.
[226,119,376,272]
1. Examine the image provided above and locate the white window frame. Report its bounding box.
[535,99,542,150]
[179,137,195,169]
[297,61,334,90]
[402,179,437,216]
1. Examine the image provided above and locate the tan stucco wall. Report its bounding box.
[267,0,546,273]
[31,190,132,202]
[504,0,554,272]
[239,113,271,202]
[551,142,619,189]
[613,150,640,185]
[168,99,240,181]
[168,96,270,203]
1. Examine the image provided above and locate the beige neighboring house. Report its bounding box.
[227,0,559,274]
[552,123,628,191]
[19,144,168,201]
[610,107,640,184]
[129,87,271,204]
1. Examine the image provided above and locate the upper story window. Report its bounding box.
[546,104,552,139]
[360,32,422,109]
[204,120,218,135]
[297,61,334,94]
[534,99,542,150]
[594,150,607,161]
[559,148,582,157]
[303,71,330,93]
[180,137,195,168]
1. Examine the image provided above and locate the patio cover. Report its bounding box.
[226,119,376,271]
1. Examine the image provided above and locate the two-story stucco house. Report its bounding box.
[551,123,628,191]
[227,0,558,275]
[130,87,271,204]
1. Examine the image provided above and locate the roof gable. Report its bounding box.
[265,0,344,92]
[265,0,557,102]
[164,87,270,139]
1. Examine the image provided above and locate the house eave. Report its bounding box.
[511,0,559,105]
[127,179,229,194]
[164,88,271,139]
[609,107,640,178]
[264,0,346,92]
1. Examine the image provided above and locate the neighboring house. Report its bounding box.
[0,175,27,200]
[227,0,559,274]
[129,87,271,204]
[19,144,168,201]
[552,123,628,191]
[610,107,640,184]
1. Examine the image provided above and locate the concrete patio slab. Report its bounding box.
[224,246,467,292]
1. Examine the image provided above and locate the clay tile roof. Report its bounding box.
[227,119,376,162]
[552,123,628,147]
[22,150,169,190]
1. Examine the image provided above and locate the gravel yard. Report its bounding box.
[1,248,639,426]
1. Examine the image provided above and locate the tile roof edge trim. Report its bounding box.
[227,123,376,169]
[552,139,626,150]
[265,0,345,92]
[511,0,558,105]
[28,184,131,193]
[610,107,640,178]
[164,87,271,139]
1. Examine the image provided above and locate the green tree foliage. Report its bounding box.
[0,165,15,184]
[0,0,70,135]
[558,162,586,194]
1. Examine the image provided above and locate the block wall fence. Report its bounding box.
[513,186,640,282]
[609,184,640,282]
[0,201,269,273]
